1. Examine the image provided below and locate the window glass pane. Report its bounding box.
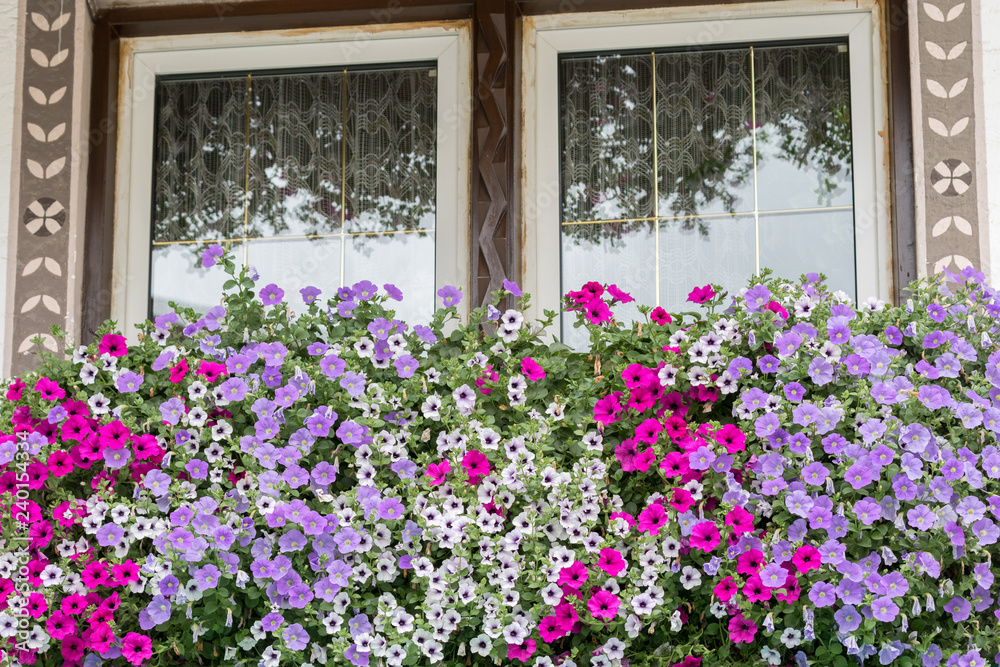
[560,54,654,222]
[754,44,854,211]
[154,77,248,243]
[345,68,437,233]
[345,232,436,326]
[759,210,856,298]
[150,242,245,316]
[559,41,854,340]
[247,72,344,239]
[150,64,437,319]
[658,216,756,313]
[561,221,656,349]
[245,237,343,301]
[655,48,755,217]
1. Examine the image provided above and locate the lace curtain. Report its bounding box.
[150,65,437,323]
[560,43,854,346]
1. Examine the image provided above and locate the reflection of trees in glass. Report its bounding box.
[560,43,853,244]
[152,66,437,249]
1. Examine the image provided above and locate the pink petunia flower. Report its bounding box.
[122,632,153,666]
[689,521,720,552]
[687,284,716,304]
[728,614,757,644]
[636,502,668,536]
[587,589,621,619]
[724,507,754,535]
[425,460,451,486]
[520,357,546,382]
[597,548,626,576]
[98,334,128,357]
[557,561,589,590]
[650,306,672,325]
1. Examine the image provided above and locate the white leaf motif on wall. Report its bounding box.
[931,216,972,237]
[50,13,71,31]
[22,257,63,277]
[27,122,66,143]
[926,78,968,98]
[29,49,69,68]
[925,41,967,59]
[17,334,58,354]
[927,117,969,137]
[29,12,68,31]
[28,86,66,105]
[26,157,66,179]
[934,254,973,273]
[923,2,965,21]
[19,296,59,314]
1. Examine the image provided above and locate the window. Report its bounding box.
[522,5,889,344]
[114,25,470,337]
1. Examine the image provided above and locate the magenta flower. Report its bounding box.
[587,589,620,619]
[461,450,491,480]
[520,357,546,381]
[687,284,716,304]
[689,521,720,552]
[425,460,451,486]
[637,503,668,536]
[557,561,589,589]
[597,548,626,576]
[727,614,757,643]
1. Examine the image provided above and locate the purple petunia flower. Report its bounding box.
[116,371,143,393]
[259,283,285,307]
[394,354,419,379]
[503,278,522,296]
[353,280,378,301]
[146,596,172,625]
[808,581,837,608]
[334,527,362,553]
[336,420,368,447]
[383,283,403,301]
[193,564,221,590]
[972,518,1000,546]
[437,285,463,307]
[907,505,937,531]
[283,623,309,651]
[201,243,224,267]
[807,358,834,385]
[96,523,125,547]
[185,459,209,480]
[834,604,860,633]
[300,286,321,304]
[413,325,437,345]
[392,459,417,480]
[871,596,899,622]
[159,397,185,425]
[261,612,284,632]
[943,596,972,622]
[340,372,366,397]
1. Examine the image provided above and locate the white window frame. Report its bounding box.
[114,23,472,338]
[521,1,890,333]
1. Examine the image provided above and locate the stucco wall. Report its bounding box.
[0,0,20,373]
[982,0,1000,284]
